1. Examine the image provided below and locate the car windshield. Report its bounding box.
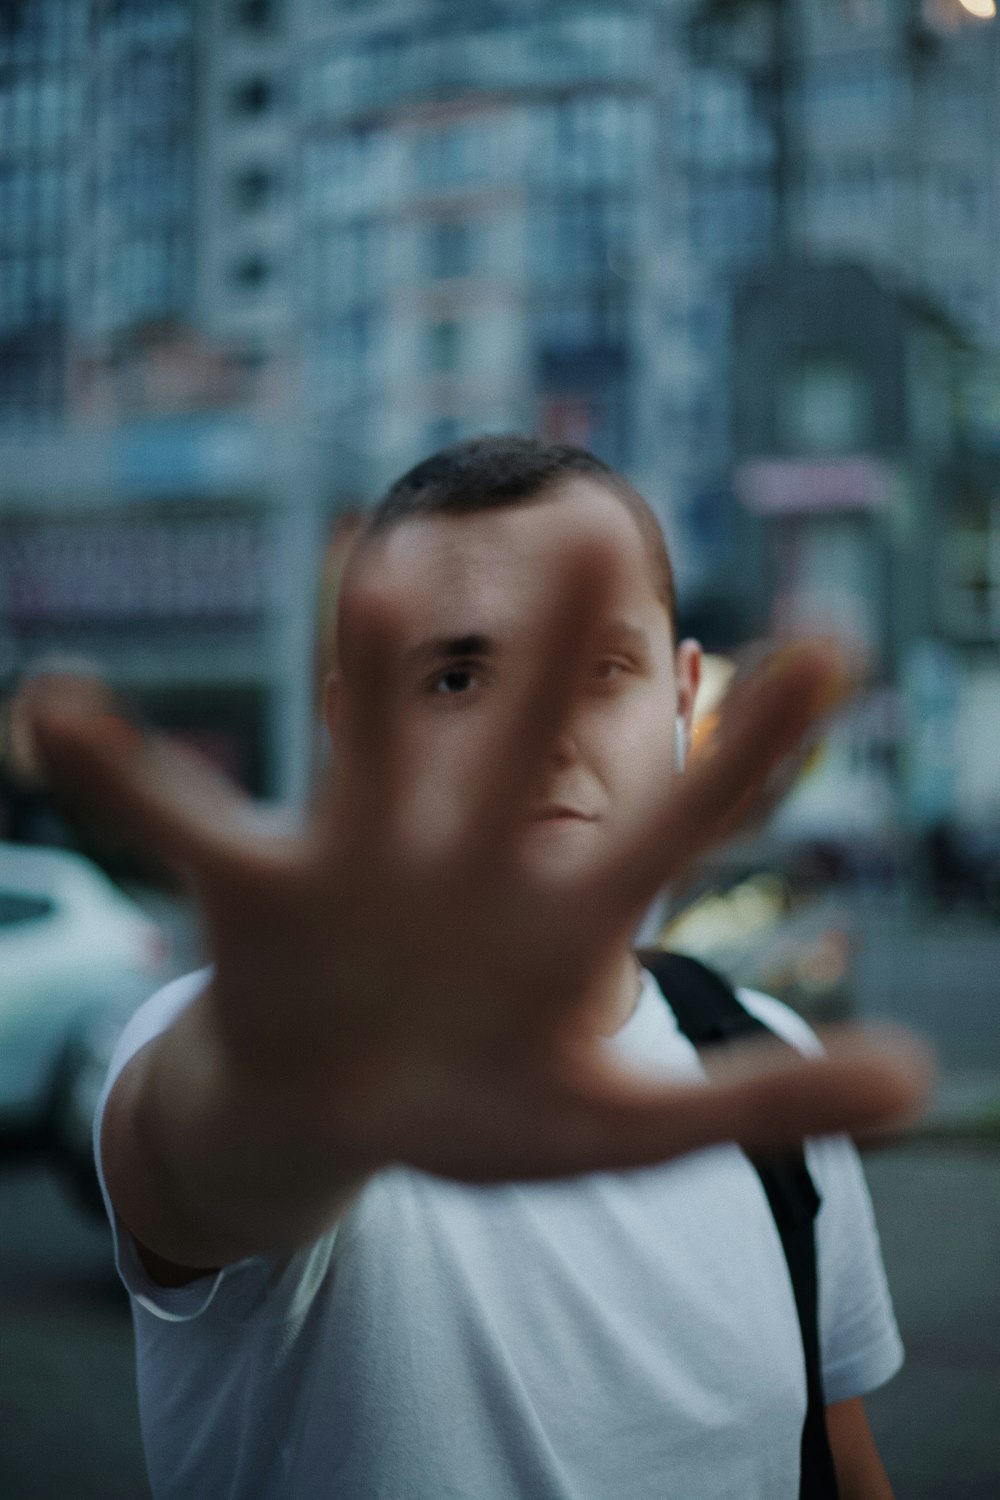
[0,890,56,928]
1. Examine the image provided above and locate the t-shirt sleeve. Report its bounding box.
[736,988,904,1404]
[808,1132,904,1402]
[93,968,281,1323]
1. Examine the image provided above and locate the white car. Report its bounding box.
[0,841,168,1207]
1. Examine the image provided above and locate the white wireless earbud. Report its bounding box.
[674,716,687,773]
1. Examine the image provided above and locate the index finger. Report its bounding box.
[450,539,620,877]
[580,638,857,933]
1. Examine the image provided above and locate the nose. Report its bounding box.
[548,728,579,768]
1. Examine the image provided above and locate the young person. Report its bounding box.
[33,437,930,1499]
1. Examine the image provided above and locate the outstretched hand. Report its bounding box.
[29,540,932,1196]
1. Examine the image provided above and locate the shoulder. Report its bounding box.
[104,966,214,1095]
[734,989,865,1193]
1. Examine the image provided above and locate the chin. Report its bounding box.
[519,818,601,880]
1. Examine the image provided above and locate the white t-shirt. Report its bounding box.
[96,967,903,1500]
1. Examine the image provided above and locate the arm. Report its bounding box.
[33,587,929,1285]
[100,986,375,1282]
[826,1398,895,1500]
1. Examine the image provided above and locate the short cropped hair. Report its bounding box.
[361,434,677,638]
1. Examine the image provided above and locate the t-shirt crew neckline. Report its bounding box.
[606,963,704,1079]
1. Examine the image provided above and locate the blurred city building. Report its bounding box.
[682,0,1000,843]
[679,0,1000,596]
[1,0,998,832]
[729,261,1000,843]
[0,0,316,805]
[293,1,694,531]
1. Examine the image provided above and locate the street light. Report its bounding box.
[957,0,997,16]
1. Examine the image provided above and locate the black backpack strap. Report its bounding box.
[638,949,840,1500]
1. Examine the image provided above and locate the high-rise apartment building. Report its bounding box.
[679,0,1000,478]
[0,0,86,422]
[6,2,998,502]
[294,1,691,529]
[77,0,199,341]
[3,0,998,807]
[0,0,303,802]
[196,0,296,367]
[796,0,1000,344]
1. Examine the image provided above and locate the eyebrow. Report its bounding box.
[406,620,651,671]
[600,621,651,658]
[406,633,496,670]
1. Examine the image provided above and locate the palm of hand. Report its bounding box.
[31,548,931,1182]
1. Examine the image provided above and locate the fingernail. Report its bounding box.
[767,643,854,713]
[810,661,855,715]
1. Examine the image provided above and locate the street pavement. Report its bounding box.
[862,1143,1000,1498]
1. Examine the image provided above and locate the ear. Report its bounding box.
[675,639,702,734]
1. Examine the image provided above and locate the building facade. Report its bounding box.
[293,0,694,535]
[0,0,313,803]
[2,0,998,817]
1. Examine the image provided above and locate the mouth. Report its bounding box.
[527,806,596,824]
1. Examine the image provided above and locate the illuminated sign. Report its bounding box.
[735,456,893,515]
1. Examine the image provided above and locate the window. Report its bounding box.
[427,221,472,280]
[302,130,391,220]
[778,359,871,455]
[229,254,273,291]
[119,233,187,318]
[0,330,64,422]
[309,310,371,392]
[414,123,487,191]
[941,501,1000,640]
[427,320,460,374]
[114,148,188,223]
[537,291,627,352]
[0,256,31,330]
[233,165,278,213]
[683,69,772,168]
[231,0,278,31]
[0,891,55,928]
[806,160,897,231]
[307,221,381,315]
[533,194,634,285]
[935,74,985,131]
[934,172,984,231]
[538,97,651,188]
[303,37,401,118]
[690,173,773,263]
[230,75,276,115]
[801,62,908,138]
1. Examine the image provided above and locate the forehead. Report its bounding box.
[358,478,665,632]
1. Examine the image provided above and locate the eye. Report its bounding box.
[593,657,629,681]
[429,665,477,696]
